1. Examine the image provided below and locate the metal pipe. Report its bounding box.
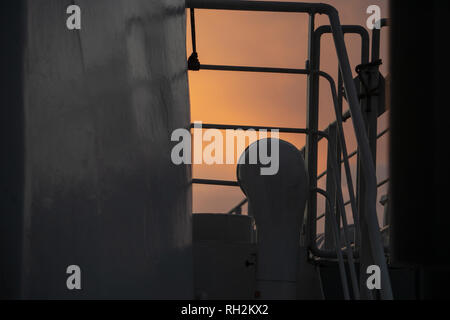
[315,25,369,64]
[314,25,369,146]
[371,18,390,61]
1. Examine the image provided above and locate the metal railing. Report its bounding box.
[186,0,392,300]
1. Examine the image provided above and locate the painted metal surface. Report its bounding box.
[192,214,256,299]
[193,214,255,243]
[2,0,192,298]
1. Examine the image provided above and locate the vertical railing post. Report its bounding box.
[336,69,343,233]
[324,124,338,250]
[305,13,319,250]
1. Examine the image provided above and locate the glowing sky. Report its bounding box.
[186,0,390,232]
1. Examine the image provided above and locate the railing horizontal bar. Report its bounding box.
[318,150,357,180]
[377,178,389,188]
[377,128,389,139]
[186,0,333,14]
[318,178,390,221]
[319,116,388,145]
[192,179,240,187]
[345,150,358,161]
[191,123,326,136]
[317,171,327,180]
[200,64,310,75]
[318,128,388,181]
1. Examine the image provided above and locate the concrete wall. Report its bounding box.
[1,0,192,299]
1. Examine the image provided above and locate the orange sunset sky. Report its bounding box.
[186,0,390,233]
